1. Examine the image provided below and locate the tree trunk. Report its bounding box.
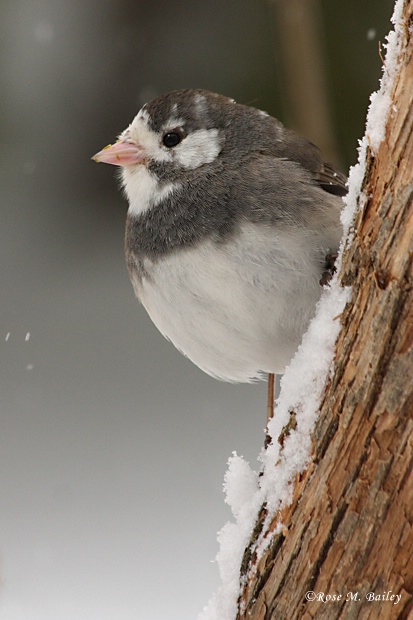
[236,2,413,619]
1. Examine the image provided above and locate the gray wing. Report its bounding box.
[273,125,347,197]
[226,153,344,236]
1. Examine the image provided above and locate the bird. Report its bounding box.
[92,89,346,421]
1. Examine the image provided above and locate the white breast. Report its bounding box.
[133,222,332,382]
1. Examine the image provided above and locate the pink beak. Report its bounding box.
[92,140,147,166]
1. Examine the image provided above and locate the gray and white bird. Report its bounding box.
[93,89,346,384]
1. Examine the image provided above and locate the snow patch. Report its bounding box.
[199,275,351,620]
[197,455,261,620]
[366,0,405,153]
[224,453,259,522]
[260,284,351,515]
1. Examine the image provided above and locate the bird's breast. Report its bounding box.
[126,221,329,382]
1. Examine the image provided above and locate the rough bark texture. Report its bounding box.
[237,2,413,619]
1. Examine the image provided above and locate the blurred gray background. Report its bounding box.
[1,1,394,619]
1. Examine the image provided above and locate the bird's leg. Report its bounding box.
[265,372,275,448]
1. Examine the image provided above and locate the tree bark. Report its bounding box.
[236,2,413,619]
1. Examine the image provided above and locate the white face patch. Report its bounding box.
[120,103,222,175]
[173,128,221,169]
[121,165,178,216]
[123,112,171,163]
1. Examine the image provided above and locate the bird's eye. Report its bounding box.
[162,132,182,148]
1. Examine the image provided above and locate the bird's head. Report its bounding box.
[92,89,274,215]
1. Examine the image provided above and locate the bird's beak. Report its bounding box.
[92,140,147,166]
